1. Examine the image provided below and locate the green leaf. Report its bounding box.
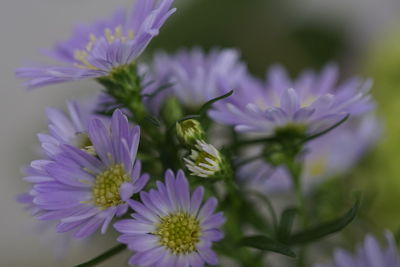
[239,235,296,258]
[286,197,360,245]
[144,115,161,128]
[278,208,298,241]
[198,90,234,115]
[302,114,350,143]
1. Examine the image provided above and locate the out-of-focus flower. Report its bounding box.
[16,0,176,89]
[239,115,381,191]
[184,140,224,178]
[210,64,374,137]
[144,48,247,112]
[315,231,400,267]
[38,100,99,158]
[21,110,149,238]
[114,170,225,266]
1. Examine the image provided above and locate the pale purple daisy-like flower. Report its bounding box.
[16,0,176,89]
[21,110,149,238]
[210,64,374,136]
[315,231,400,267]
[143,48,247,111]
[239,114,380,191]
[38,100,99,158]
[114,170,225,266]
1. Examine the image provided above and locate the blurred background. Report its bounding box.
[1,0,400,265]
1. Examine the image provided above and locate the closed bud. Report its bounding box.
[176,119,205,146]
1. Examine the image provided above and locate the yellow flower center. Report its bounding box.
[73,132,96,155]
[92,164,130,209]
[74,26,134,70]
[155,213,201,254]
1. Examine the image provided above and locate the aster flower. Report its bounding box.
[22,110,149,238]
[238,114,380,191]
[143,48,247,112]
[38,100,99,158]
[114,170,225,266]
[210,64,374,137]
[184,140,224,178]
[16,0,176,89]
[315,231,400,267]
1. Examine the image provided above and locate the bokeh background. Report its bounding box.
[1,0,400,266]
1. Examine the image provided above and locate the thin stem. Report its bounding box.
[286,160,308,267]
[250,190,279,232]
[75,244,126,267]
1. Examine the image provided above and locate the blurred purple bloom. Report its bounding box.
[143,48,247,112]
[210,64,374,136]
[114,170,225,266]
[315,231,400,267]
[21,110,149,239]
[16,0,176,89]
[239,114,381,191]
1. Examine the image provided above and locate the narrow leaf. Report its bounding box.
[239,235,296,258]
[141,82,174,98]
[198,90,234,115]
[278,208,298,241]
[303,114,350,143]
[287,197,360,245]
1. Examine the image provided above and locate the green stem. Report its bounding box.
[75,244,126,267]
[286,160,308,267]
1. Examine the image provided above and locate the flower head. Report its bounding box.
[239,114,381,191]
[210,64,374,137]
[21,110,149,238]
[114,170,225,266]
[184,140,224,178]
[17,0,176,89]
[315,231,400,267]
[143,48,246,112]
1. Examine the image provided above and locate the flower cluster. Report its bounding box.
[315,232,400,267]
[16,0,386,267]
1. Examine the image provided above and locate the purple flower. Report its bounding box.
[16,0,176,89]
[210,64,374,137]
[239,114,380,191]
[38,100,99,158]
[315,231,400,267]
[114,170,225,266]
[21,110,149,238]
[143,48,247,112]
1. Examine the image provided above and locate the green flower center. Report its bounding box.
[92,164,130,209]
[155,213,201,254]
[195,151,217,171]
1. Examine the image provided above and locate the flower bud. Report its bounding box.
[176,119,205,146]
[184,140,225,178]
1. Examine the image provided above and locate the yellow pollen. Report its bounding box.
[154,213,201,254]
[92,164,130,209]
[73,26,134,70]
